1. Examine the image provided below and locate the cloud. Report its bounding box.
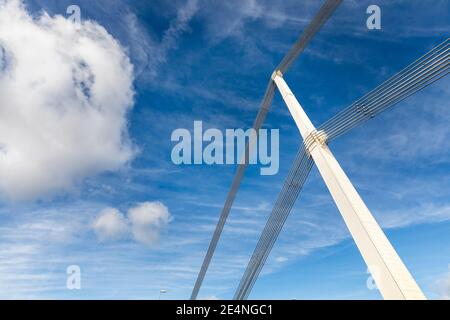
[377,204,450,230]
[0,201,180,298]
[92,207,128,241]
[0,203,93,298]
[92,201,172,246]
[159,0,199,59]
[128,201,172,246]
[124,0,199,80]
[0,0,136,200]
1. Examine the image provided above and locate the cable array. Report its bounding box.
[234,147,313,300]
[318,38,450,142]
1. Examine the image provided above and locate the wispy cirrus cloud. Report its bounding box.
[121,0,199,80]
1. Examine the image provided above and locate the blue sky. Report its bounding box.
[0,0,449,299]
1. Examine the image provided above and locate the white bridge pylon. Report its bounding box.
[272,71,426,300]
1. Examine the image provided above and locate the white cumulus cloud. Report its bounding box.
[128,201,172,246]
[92,207,128,241]
[0,0,136,200]
[92,201,171,246]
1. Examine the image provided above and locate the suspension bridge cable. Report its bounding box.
[318,39,450,141]
[234,147,313,300]
[236,151,309,299]
[277,0,342,73]
[320,45,448,137]
[235,151,309,299]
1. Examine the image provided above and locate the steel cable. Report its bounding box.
[318,39,449,141]
[234,147,313,299]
